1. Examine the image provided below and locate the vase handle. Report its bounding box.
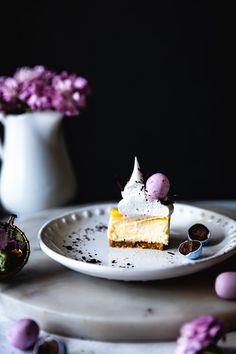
[0,113,5,160]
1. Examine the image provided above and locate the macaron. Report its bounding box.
[146,173,170,200]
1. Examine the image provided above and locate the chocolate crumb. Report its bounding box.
[63,245,73,251]
[86,258,101,264]
[147,308,153,314]
[95,224,108,232]
[85,227,94,233]
[168,251,175,256]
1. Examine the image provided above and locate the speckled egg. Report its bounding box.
[6,318,40,350]
[146,173,170,200]
[215,272,236,300]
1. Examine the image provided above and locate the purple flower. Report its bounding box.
[14,66,45,83]
[0,66,91,116]
[51,72,90,116]
[0,77,20,111]
[19,69,54,111]
[175,315,226,354]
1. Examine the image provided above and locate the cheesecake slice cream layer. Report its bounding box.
[108,208,171,250]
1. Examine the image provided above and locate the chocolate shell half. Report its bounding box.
[178,240,202,260]
[188,223,210,245]
[33,335,67,354]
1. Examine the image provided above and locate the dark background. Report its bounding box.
[0,1,234,204]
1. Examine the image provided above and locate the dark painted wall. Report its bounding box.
[0,2,234,204]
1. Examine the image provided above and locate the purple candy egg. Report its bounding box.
[146,173,170,200]
[215,272,236,300]
[6,318,40,350]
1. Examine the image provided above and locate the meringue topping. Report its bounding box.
[118,157,171,217]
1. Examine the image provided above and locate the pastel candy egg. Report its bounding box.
[215,272,236,300]
[146,173,170,200]
[6,319,40,350]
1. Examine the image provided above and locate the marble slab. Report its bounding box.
[1,202,236,342]
[1,315,236,354]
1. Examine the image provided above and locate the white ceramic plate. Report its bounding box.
[38,202,236,281]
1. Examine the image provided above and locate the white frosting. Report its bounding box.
[118,157,171,217]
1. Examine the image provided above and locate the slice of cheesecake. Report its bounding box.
[107,157,173,250]
[108,208,171,250]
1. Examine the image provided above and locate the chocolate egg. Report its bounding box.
[146,173,170,200]
[215,272,236,300]
[6,318,39,350]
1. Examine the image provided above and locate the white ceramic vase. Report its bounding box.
[0,110,77,216]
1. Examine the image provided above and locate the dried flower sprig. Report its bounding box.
[175,315,226,354]
[0,66,91,116]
